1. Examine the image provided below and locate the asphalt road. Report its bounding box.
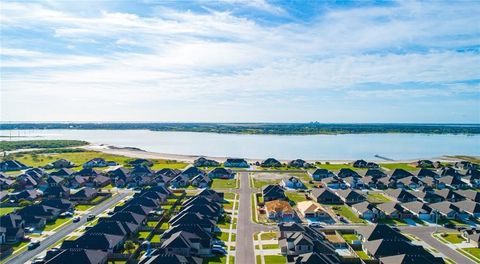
[398,226,476,264]
[235,172,274,264]
[5,192,130,264]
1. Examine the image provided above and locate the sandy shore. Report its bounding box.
[81,144,467,164]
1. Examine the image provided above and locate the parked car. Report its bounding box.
[308,222,322,227]
[28,240,40,250]
[211,247,227,255]
[24,227,35,233]
[31,256,45,264]
[87,214,95,221]
[72,216,80,223]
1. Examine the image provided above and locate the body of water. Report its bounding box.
[1,129,479,160]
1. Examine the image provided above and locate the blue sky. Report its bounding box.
[1,0,479,122]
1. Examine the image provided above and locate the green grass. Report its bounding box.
[160,222,169,230]
[11,241,29,253]
[355,250,371,260]
[252,179,278,188]
[264,255,286,264]
[259,244,279,250]
[216,232,230,241]
[203,256,234,264]
[285,191,308,205]
[438,233,466,244]
[251,193,259,223]
[461,248,480,261]
[316,163,355,170]
[377,218,408,226]
[367,193,391,203]
[147,221,158,228]
[330,205,366,223]
[224,200,234,210]
[211,178,238,189]
[260,232,277,240]
[150,234,161,243]
[256,255,261,264]
[43,217,71,231]
[380,163,417,171]
[138,231,150,240]
[341,233,359,242]
[75,204,94,211]
[0,207,20,216]
[0,140,88,151]
[224,192,236,200]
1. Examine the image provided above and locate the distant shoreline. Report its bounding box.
[0,123,479,135]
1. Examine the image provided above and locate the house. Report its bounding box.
[83,158,108,168]
[128,158,153,167]
[170,175,190,188]
[261,158,282,167]
[50,168,75,177]
[380,254,445,264]
[395,176,423,189]
[321,176,345,189]
[455,161,478,170]
[278,223,337,257]
[351,201,379,221]
[334,189,366,204]
[262,185,286,201]
[130,165,154,178]
[0,176,14,191]
[401,201,433,220]
[343,176,366,189]
[91,175,111,188]
[453,200,480,218]
[43,185,70,199]
[69,175,89,188]
[138,254,202,264]
[462,229,480,248]
[376,202,408,219]
[456,189,480,202]
[413,160,434,168]
[353,160,368,168]
[311,169,334,181]
[0,214,25,244]
[41,199,75,213]
[16,174,40,189]
[169,212,216,233]
[208,167,234,179]
[438,175,469,189]
[415,168,439,178]
[181,167,205,178]
[193,157,219,167]
[265,200,295,220]
[462,175,480,188]
[156,168,181,177]
[429,201,459,219]
[46,176,65,187]
[43,248,109,264]
[17,204,60,224]
[435,189,465,202]
[45,159,74,169]
[76,168,100,177]
[410,191,444,203]
[280,176,306,189]
[0,160,29,171]
[8,189,41,202]
[363,239,440,260]
[61,233,124,253]
[355,224,407,242]
[224,158,249,168]
[310,188,342,204]
[388,169,413,180]
[384,189,417,203]
[288,159,312,168]
[337,168,359,178]
[289,252,340,264]
[190,174,211,188]
[159,230,210,257]
[70,187,98,202]
[196,189,224,202]
[296,201,329,219]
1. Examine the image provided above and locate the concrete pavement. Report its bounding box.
[5,192,131,264]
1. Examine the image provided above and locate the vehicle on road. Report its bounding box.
[87,214,95,221]
[31,256,45,264]
[28,240,40,250]
[72,216,80,222]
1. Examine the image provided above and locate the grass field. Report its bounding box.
[367,193,391,203]
[43,217,71,231]
[380,163,417,171]
[224,192,236,200]
[211,178,238,189]
[0,207,20,216]
[285,191,308,205]
[438,233,465,244]
[330,205,366,223]
[260,231,277,240]
[252,179,277,188]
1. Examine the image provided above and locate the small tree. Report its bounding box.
[19,199,32,207]
[124,240,135,254]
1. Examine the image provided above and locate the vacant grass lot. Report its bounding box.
[330,205,366,223]
[438,233,466,244]
[380,163,417,171]
[0,207,20,216]
[252,179,277,188]
[285,191,308,205]
[211,178,238,189]
[223,192,236,200]
[260,231,277,240]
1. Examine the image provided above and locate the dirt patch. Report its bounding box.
[252,172,300,181]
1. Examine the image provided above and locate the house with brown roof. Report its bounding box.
[296,201,329,220]
[265,200,295,220]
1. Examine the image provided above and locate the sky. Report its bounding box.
[1,0,479,123]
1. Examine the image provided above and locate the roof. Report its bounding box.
[355,224,406,241]
[61,233,123,250]
[139,254,202,264]
[265,199,294,213]
[44,249,108,264]
[380,254,445,264]
[296,201,326,214]
[401,201,432,214]
[453,200,480,214]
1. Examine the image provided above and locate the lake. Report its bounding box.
[1,129,479,160]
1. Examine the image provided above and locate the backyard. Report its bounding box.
[330,205,366,224]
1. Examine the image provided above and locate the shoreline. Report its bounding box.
[81,144,469,164]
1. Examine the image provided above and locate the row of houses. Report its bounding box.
[39,186,171,264]
[138,189,225,264]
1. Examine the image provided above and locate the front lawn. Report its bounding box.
[11,241,29,253]
[150,234,161,243]
[330,205,366,223]
[260,244,279,250]
[264,255,286,264]
[216,232,230,241]
[260,231,277,240]
[147,221,158,228]
[355,250,371,260]
[138,231,150,240]
[211,178,238,189]
[438,233,465,244]
[461,248,480,261]
[203,256,234,264]
[75,204,93,211]
[43,217,71,231]
[377,218,408,226]
[341,233,359,242]
[159,222,169,230]
[223,192,236,200]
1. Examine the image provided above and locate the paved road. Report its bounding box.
[5,192,131,264]
[235,172,274,264]
[398,226,476,264]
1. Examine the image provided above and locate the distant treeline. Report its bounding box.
[0,140,88,151]
[1,123,479,135]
